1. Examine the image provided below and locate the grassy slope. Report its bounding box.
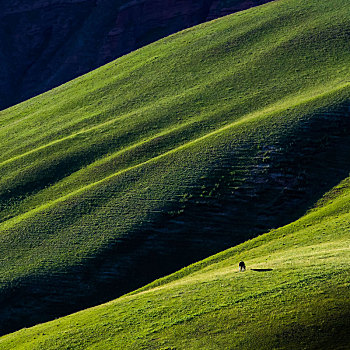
[0,0,349,334]
[0,0,272,111]
[1,173,349,349]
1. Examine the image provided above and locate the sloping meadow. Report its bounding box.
[1,146,350,349]
[0,0,349,334]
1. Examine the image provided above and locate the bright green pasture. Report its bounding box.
[0,0,350,339]
[1,177,349,349]
[0,0,349,289]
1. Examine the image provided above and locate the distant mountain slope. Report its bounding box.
[1,165,349,349]
[0,0,349,335]
[0,0,271,110]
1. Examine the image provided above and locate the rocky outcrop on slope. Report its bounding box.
[0,0,271,110]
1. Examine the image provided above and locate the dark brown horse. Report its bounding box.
[239,261,246,272]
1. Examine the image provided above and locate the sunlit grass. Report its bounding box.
[0,0,349,342]
[1,176,349,349]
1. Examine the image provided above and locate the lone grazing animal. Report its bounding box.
[239,261,246,272]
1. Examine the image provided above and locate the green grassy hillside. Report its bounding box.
[0,0,349,334]
[1,172,349,349]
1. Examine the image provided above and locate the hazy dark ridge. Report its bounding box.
[0,0,272,110]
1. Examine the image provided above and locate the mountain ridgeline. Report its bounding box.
[0,0,349,338]
[0,0,271,110]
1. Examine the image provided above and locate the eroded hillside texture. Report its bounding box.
[0,0,270,110]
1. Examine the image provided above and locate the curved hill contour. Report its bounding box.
[0,0,271,110]
[0,0,349,335]
[1,146,350,348]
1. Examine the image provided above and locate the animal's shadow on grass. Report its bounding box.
[250,268,273,272]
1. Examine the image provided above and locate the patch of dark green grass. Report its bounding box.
[1,171,349,349]
[0,0,349,336]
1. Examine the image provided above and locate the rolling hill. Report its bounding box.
[0,157,349,349]
[0,0,349,337]
[0,0,271,110]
